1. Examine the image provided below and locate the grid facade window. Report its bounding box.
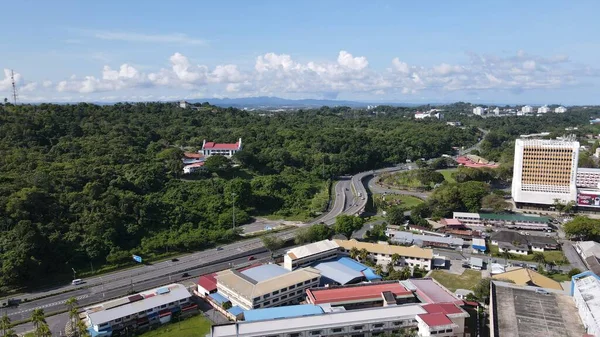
[520,146,574,187]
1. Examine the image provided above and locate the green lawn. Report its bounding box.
[430,269,482,292]
[489,245,568,265]
[437,169,457,183]
[137,314,211,337]
[380,171,424,189]
[374,194,424,212]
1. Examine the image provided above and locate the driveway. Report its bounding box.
[561,241,588,271]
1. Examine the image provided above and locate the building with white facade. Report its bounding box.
[385,230,464,249]
[521,105,534,114]
[334,239,433,271]
[537,105,551,113]
[201,138,242,158]
[179,100,189,109]
[284,240,340,270]
[473,106,484,115]
[492,107,500,115]
[84,284,195,336]
[571,272,600,337]
[555,106,567,113]
[511,138,579,206]
[215,265,321,310]
[452,212,551,230]
[576,168,600,188]
[210,302,469,337]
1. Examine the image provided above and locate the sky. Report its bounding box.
[2,0,600,104]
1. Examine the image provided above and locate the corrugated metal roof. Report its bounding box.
[334,239,433,259]
[312,260,363,285]
[387,230,464,246]
[241,264,289,283]
[286,240,339,261]
[243,304,324,322]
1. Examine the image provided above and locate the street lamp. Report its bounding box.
[72,268,76,280]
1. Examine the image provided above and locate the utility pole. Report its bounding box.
[72,268,76,280]
[10,70,17,105]
[232,192,236,229]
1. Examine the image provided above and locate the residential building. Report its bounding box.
[473,106,484,115]
[210,302,469,337]
[311,256,381,286]
[385,230,464,249]
[215,265,321,310]
[201,138,242,158]
[415,111,443,119]
[491,268,563,290]
[334,239,433,271]
[489,230,558,255]
[306,281,416,308]
[521,105,534,114]
[538,105,551,113]
[571,272,600,336]
[511,138,580,207]
[183,162,205,174]
[453,212,551,230]
[179,100,189,109]
[493,107,500,115]
[84,284,195,337]
[575,241,600,275]
[446,121,462,127]
[284,240,340,270]
[490,281,585,337]
[555,106,568,113]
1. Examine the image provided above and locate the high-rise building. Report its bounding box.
[555,106,567,113]
[512,138,579,206]
[521,105,534,114]
[537,105,550,113]
[473,106,484,115]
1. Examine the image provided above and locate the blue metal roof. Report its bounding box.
[241,264,289,282]
[209,292,229,305]
[243,304,324,322]
[362,268,382,281]
[312,260,363,285]
[227,305,244,316]
[337,257,369,272]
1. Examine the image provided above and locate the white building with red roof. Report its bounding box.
[201,138,242,158]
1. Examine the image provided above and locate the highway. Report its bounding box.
[4,132,488,328]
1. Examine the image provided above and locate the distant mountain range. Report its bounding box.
[186,96,421,108]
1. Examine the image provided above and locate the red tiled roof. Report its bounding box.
[422,303,463,315]
[184,152,203,159]
[441,218,462,226]
[418,313,453,327]
[186,162,205,168]
[198,273,217,292]
[306,282,413,304]
[202,141,240,150]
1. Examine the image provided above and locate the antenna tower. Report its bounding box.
[10,69,18,105]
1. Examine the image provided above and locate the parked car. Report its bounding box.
[535,288,550,295]
[181,272,190,278]
[248,256,255,261]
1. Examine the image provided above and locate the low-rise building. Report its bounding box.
[334,239,433,271]
[453,212,551,230]
[215,265,321,310]
[471,238,486,253]
[468,257,483,270]
[197,273,218,296]
[575,241,600,275]
[284,240,340,270]
[490,281,585,337]
[210,302,469,337]
[385,230,464,249]
[311,256,381,286]
[490,230,558,255]
[179,100,189,109]
[84,284,195,336]
[183,161,205,174]
[555,106,567,113]
[491,268,563,290]
[201,138,242,158]
[306,281,416,309]
[571,272,600,336]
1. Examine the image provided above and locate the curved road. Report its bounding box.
[5,132,489,326]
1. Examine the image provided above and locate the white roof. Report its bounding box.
[453,212,480,219]
[211,304,427,337]
[387,230,464,246]
[472,238,486,246]
[574,274,600,331]
[86,284,191,325]
[286,240,339,260]
[577,241,600,258]
[470,257,483,267]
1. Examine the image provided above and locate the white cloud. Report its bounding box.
[5,50,600,101]
[87,30,207,45]
[0,69,21,91]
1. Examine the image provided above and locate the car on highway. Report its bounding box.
[248,256,255,261]
[181,272,190,278]
[171,258,179,262]
[216,246,223,251]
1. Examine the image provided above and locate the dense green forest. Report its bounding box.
[0,102,479,289]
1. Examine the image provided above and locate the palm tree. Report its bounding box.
[391,253,401,265]
[1,312,16,337]
[532,252,546,269]
[374,263,384,276]
[350,247,359,259]
[501,250,513,265]
[65,296,88,337]
[547,260,556,271]
[358,248,369,261]
[31,308,49,337]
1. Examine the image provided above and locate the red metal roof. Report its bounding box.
[183,152,203,159]
[422,303,464,315]
[441,218,462,226]
[198,273,217,292]
[418,313,453,327]
[306,282,413,304]
[202,141,240,150]
[186,162,205,168]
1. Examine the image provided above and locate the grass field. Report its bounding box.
[374,193,424,211]
[430,269,482,292]
[489,245,567,265]
[438,168,457,183]
[137,315,211,337]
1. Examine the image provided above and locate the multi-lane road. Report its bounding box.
[3,132,489,329]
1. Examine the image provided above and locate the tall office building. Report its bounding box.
[512,138,579,206]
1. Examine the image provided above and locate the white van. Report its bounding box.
[71,279,84,285]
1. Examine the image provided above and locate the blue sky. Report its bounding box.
[1,0,600,104]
